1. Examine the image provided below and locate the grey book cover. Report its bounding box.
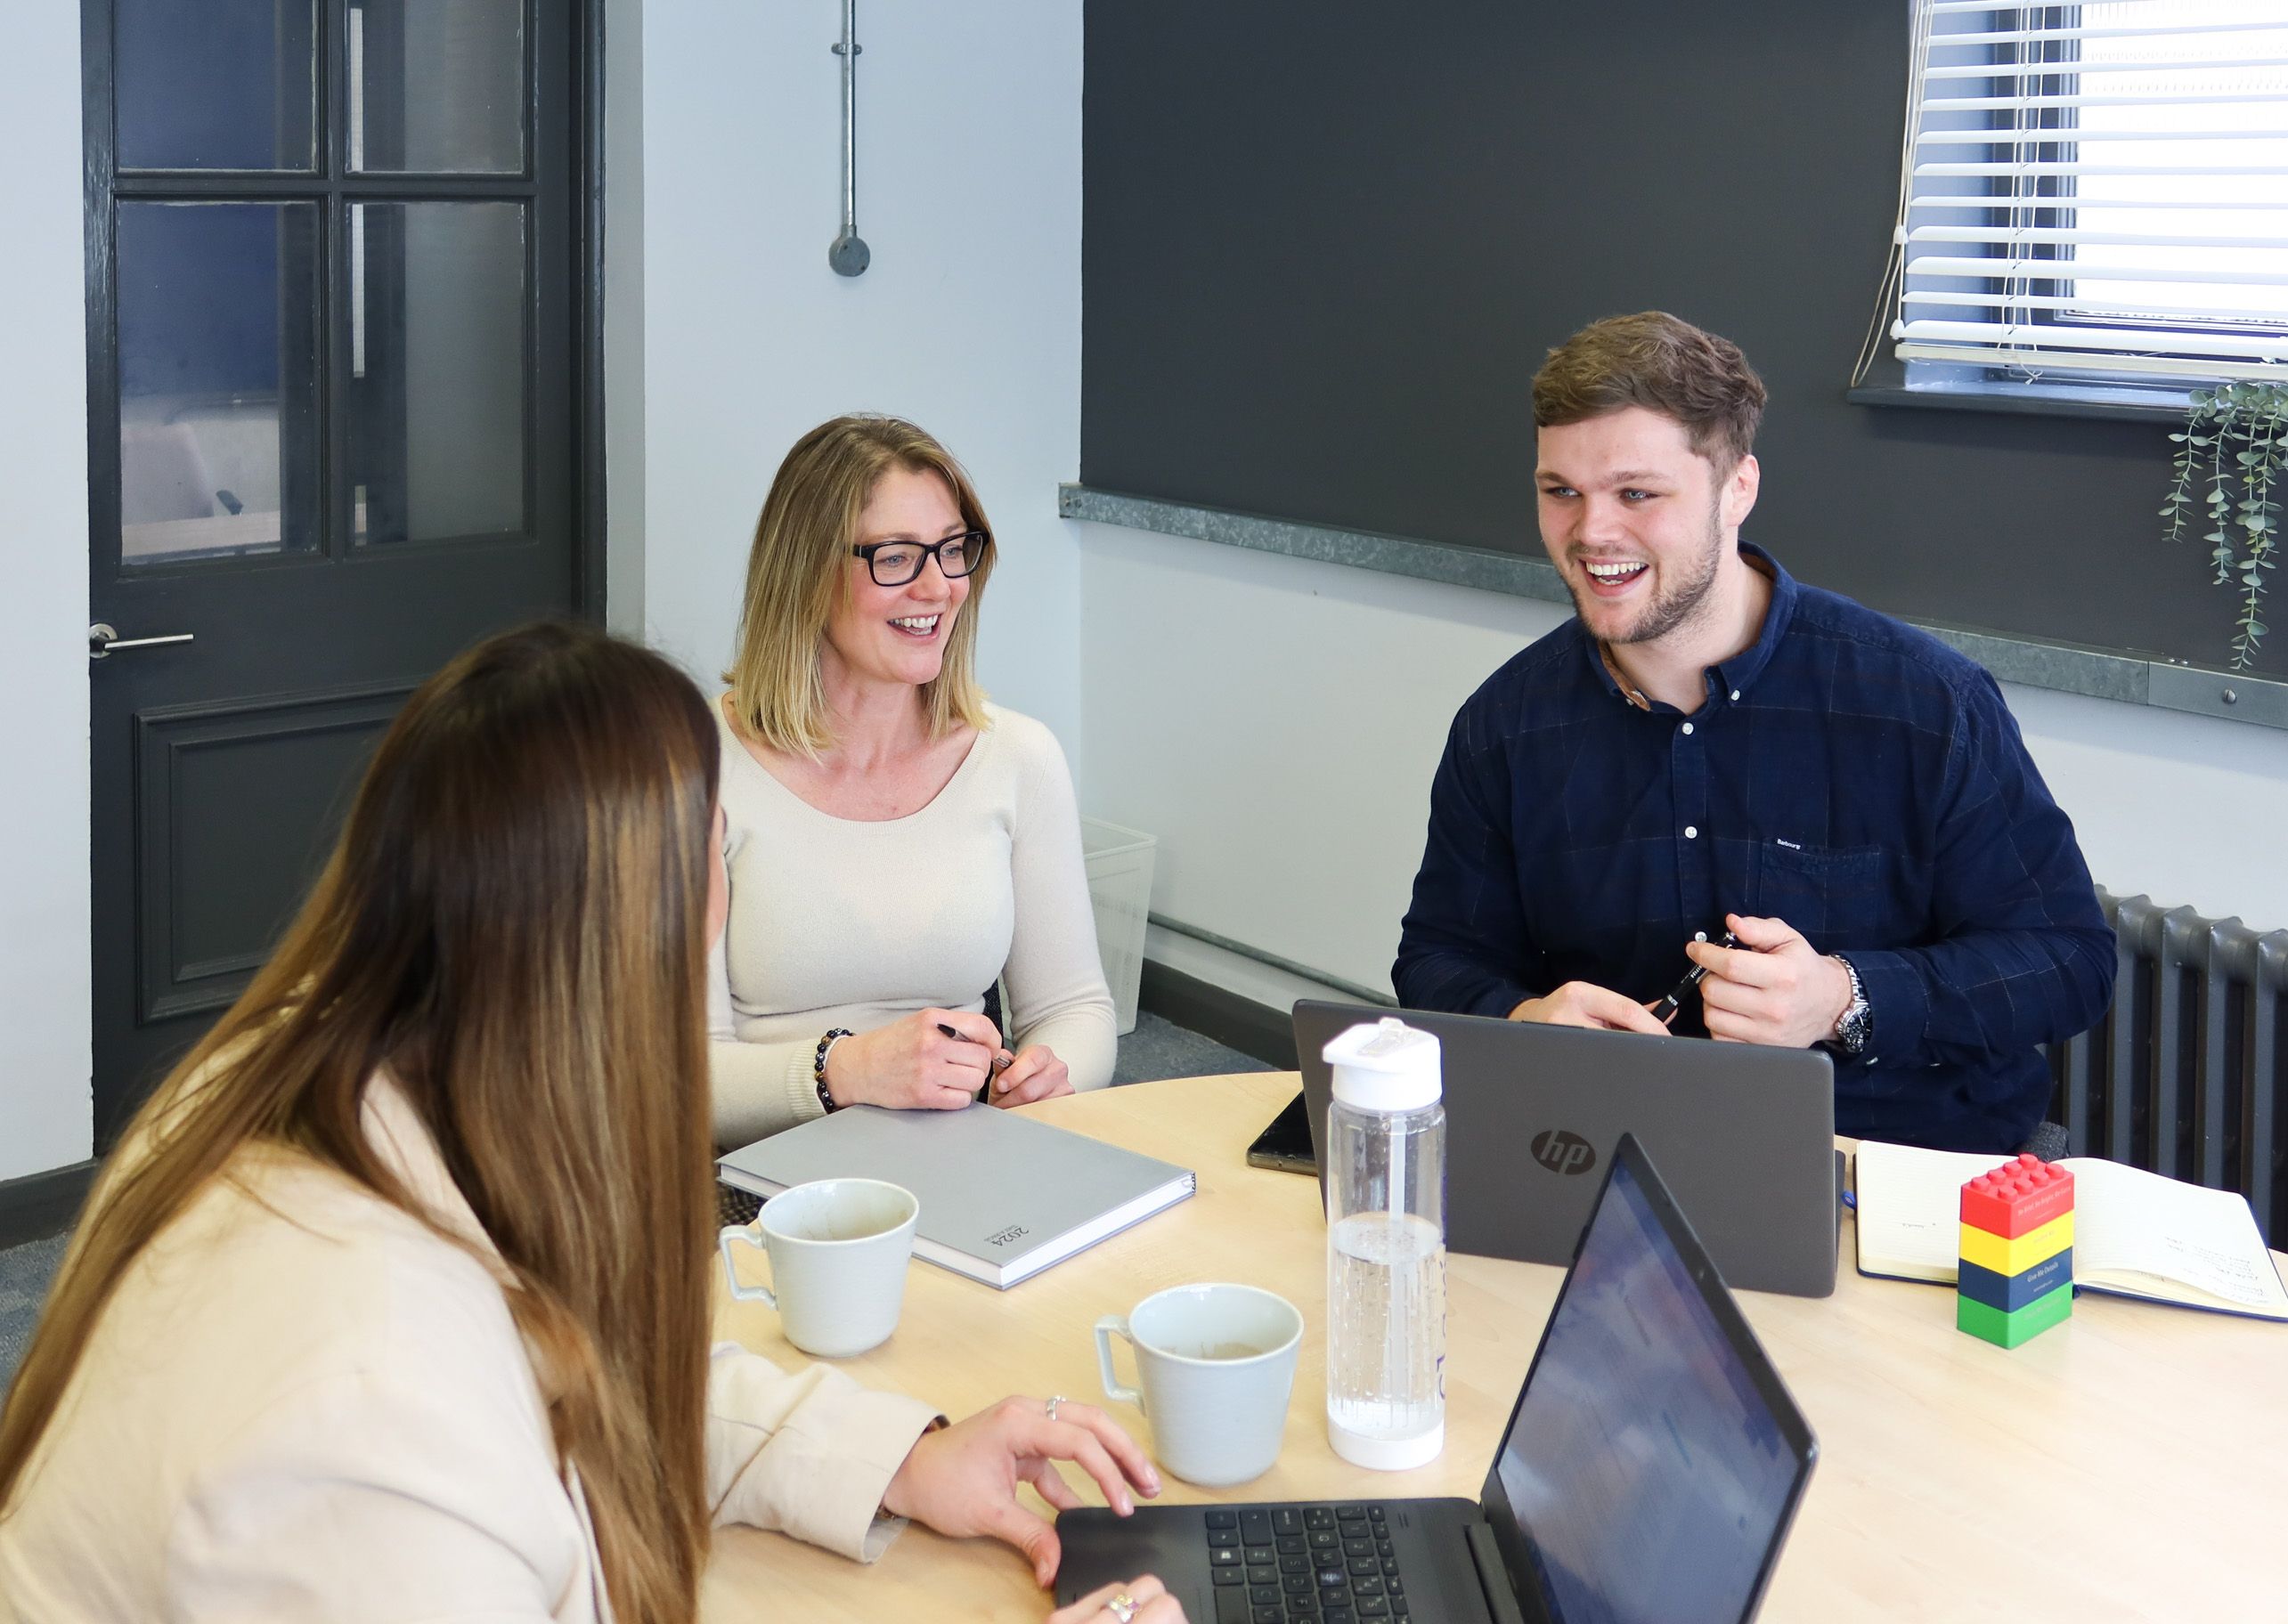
[717,1103,1196,1288]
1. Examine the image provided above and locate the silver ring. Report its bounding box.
[1105,1592,1138,1624]
[1046,1394,1064,1422]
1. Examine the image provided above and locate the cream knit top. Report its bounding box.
[707,701,1118,1146]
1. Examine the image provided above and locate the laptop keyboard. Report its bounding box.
[1204,1504,1408,1624]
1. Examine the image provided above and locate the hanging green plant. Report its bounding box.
[2162,379,2285,670]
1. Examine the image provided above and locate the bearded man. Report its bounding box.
[1391,311,2114,1153]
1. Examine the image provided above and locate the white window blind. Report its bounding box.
[1859,0,2288,390]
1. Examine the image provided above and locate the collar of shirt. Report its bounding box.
[1582,540,1802,713]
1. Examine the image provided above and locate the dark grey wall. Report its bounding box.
[1081,0,2280,676]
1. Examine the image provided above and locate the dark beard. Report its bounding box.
[1572,496,1726,647]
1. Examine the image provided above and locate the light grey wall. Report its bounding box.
[1079,525,2288,999]
[0,1,94,1180]
[634,0,1085,755]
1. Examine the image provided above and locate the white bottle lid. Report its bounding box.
[1322,1018,1441,1112]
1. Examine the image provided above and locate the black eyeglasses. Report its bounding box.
[850,530,991,587]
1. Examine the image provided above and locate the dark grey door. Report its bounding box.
[85,0,595,1146]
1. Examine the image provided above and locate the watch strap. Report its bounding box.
[1830,956,1870,1054]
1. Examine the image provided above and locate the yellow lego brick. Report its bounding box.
[1958,1211,2073,1276]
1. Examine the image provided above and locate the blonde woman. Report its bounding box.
[710,416,1117,1147]
[0,624,1177,1624]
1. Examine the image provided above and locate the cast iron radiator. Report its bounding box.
[2046,887,2288,1245]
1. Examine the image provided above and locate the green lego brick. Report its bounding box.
[1957,1279,2072,1348]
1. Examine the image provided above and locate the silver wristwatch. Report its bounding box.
[1829,955,1870,1055]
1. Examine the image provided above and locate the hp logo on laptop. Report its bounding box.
[1530,1130,1598,1177]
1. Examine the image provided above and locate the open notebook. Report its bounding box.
[1853,1141,2288,1322]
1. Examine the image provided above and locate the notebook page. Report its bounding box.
[2064,1158,2288,1316]
[1852,1142,2014,1279]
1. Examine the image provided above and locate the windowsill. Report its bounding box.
[1060,483,2288,733]
[1845,382,2188,426]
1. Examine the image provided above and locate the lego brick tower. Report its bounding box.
[1958,1154,2075,1348]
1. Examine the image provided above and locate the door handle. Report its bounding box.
[88,622,195,660]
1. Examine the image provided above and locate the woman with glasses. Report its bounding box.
[709,416,1116,1149]
[0,623,1174,1622]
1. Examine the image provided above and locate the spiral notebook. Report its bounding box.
[717,1102,1194,1289]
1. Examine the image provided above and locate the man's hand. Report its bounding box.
[1509,981,1670,1036]
[1690,914,1854,1048]
[880,1396,1160,1587]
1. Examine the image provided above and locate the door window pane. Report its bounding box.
[117,202,321,564]
[351,0,525,174]
[116,0,317,171]
[349,202,527,545]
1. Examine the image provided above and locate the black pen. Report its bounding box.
[939,1021,1014,1099]
[1652,930,1736,1025]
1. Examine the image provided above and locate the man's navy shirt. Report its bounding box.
[1392,545,2115,1153]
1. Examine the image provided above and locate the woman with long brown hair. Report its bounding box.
[0,623,1178,1624]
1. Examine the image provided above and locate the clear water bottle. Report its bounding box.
[1322,1017,1446,1471]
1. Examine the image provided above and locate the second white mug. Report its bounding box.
[1095,1281,1303,1487]
[720,1178,918,1358]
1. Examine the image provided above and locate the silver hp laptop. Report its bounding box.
[1292,1001,1839,1298]
[1055,1134,1819,1624]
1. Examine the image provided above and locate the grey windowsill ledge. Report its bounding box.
[1844,383,2188,426]
[1060,483,2288,733]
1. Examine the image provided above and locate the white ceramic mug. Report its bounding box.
[1095,1281,1304,1487]
[719,1179,918,1358]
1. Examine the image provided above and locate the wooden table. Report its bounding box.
[703,1073,2285,1621]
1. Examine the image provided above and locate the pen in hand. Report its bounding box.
[1652,930,1737,1025]
[938,1021,1014,1098]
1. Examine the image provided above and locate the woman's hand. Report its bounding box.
[990,1043,1074,1108]
[880,1396,1161,1586]
[823,1009,1011,1110]
[1048,1577,1187,1624]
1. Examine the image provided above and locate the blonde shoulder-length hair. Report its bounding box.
[725,414,995,757]
[0,623,721,1624]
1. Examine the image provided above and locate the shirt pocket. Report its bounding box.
[1751,839,1892,944]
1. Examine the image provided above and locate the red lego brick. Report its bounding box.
[1959,1154,2076,1240]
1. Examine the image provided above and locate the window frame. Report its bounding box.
[1856,0,2288,418]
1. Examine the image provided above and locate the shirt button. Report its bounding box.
[1684,825,1699,840]
[1730,689,1741,702]
[1681,722,1695,736]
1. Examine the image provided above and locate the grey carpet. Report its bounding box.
[2,1012,1276,1399]
[0,1231,69,1397]
[1111,1010,1273,1087]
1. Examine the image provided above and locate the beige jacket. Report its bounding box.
[0,1080,940,1621]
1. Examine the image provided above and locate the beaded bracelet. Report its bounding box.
[814,1027,854,1115]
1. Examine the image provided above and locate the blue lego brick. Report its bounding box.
[1957,1247,2073,1313]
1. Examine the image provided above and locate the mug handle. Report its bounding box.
[719,1224,778,1308]
[1095,1315,1144,1412]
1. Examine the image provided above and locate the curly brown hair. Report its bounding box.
[1532,312,1767,469]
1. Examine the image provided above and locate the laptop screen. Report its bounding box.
[1486,1145,1812,1624]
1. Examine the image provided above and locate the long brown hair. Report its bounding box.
[725,413,996,758]
[0,622,720,1624]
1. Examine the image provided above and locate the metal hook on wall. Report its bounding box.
[828,0,869,276]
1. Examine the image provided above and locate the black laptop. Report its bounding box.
[1286,1002,1841,1297]
[1055,1134,1818,1624]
